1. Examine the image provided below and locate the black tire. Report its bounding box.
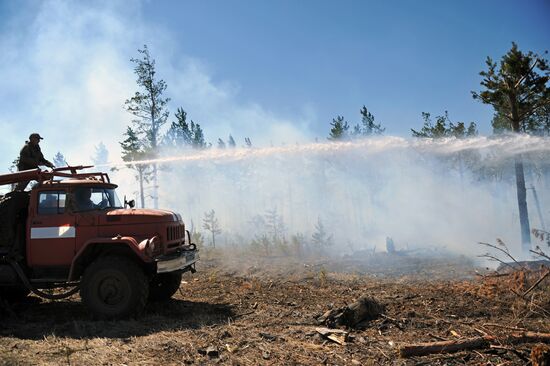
[80,256,148,319]
[148,272,182,301]
[0,286,30,302]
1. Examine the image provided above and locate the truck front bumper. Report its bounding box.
[156,249,198,274]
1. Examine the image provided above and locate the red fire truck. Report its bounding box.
[0,166,198,319]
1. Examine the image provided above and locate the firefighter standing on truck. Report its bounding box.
[14,133,55,191]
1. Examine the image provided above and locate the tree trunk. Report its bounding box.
[138,168,145,208]
[515,157,531,251]
[211,231,215,248]
[510,96,531,252]
[153,163,158,209]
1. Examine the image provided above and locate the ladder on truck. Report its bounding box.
[0,166,110,187]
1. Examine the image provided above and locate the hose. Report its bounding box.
[9,260,80,300]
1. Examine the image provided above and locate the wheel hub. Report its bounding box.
[98,276,126,305]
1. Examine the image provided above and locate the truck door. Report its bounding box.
[28,190,76,267]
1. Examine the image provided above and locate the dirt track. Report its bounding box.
[1,251,549,365]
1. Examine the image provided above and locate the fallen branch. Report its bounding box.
[399,332,550,358]
[482,323,528,332]
[523,269,550,297]
[530,248,550,262]
[479,241,526,270]
[474,271,512,278]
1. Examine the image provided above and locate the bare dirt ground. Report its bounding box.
[1,250,549,365]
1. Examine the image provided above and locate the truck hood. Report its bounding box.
[98,208,179,225]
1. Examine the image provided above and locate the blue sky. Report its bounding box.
[0,0,549,171]
[142,0,550,135]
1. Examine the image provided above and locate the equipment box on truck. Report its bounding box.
[0,166,198,319]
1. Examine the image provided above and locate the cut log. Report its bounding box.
[315,327,349,345]
[399,337,491,357]
[399,332,550,358]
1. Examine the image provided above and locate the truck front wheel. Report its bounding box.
[80,256,148,319]
[148,272,182,301]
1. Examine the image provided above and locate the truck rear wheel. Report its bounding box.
[148,272,182,301]
[80,256,148,319]
[0,285,30,302]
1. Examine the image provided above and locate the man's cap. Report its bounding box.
[29,133,44,140]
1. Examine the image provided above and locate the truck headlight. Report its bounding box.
[139,235,160,256]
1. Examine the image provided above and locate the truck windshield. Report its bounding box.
[73,187,123,212]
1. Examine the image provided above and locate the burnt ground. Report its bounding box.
[0,249,549,365]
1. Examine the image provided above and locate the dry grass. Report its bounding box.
[1,251,548,365]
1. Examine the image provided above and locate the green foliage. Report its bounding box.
[352,106,385,136]
[165,107,207,149]
[411,111,478,138]
[202,209,222,247]
[329,107,385,140]
[125,45,170,151]
[472,42,550,133]
[492,105,550,135]
[247,209,287,256]
[123,45,170,208]
[328,115,350,140]
[121,127,146,164]
[311,217,333,248]
[491,111,511,134]
[120,126,151,207]
[472,42,549,248]
[228,135,236,148]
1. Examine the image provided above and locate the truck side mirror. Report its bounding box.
[124,196,135,209]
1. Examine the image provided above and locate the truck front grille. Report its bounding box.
[166,224,185,243]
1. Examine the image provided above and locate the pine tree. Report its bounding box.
[202,209,221,247]
[264,208,285,241]
[244,137,252,148]
[190,120,207,149]
[91,142,109,166]
[217,138,226,149]
[228,134,236,148]
[53,152,67,167]
[472,42,550,250]
[166,107,207,149]
[328,116,349,140]
[120,126,150,208]
[125,45,170,208]
[411,111,477,138]
[165,107,192,146]
[352,106,385,136]
[311,217,333,248]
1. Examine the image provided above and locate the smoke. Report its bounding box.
[0,1,314,174]
[128,135,550,260]
[2,2,549,262]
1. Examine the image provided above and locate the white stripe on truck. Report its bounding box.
[31,226,76,239]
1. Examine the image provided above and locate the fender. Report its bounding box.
[68,236,152,281]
